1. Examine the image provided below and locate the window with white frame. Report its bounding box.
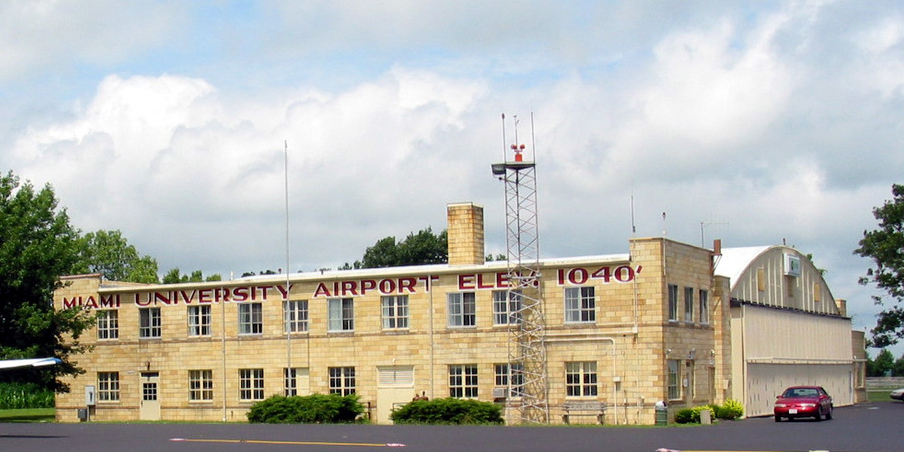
[238,302,263,335]
[494,363,524,397]
[239,368,264,401]
[139,307,161,338]
[284,299,309,333]
[328,367,356,395]
[684,286,694,323]
[98,372,120,402]
[189,369,213,401]
[328,298,354,332]
[667,284,679,321]
[564,287,595,323]
[447,293,476,327]
[96,310,118,340]
[493,290,522,325]
[699,289,709,325]
[449,364,478,398]
[381,295,409,330]
[284,368,299,396]
[667,359,681,400]
[565,361,597,397]
[188,305,211,336]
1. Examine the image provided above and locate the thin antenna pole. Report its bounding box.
[501,113,507,161]
[284,140,292,379]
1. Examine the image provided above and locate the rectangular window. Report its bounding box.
[139,308,161,338]
[381,295,409,330]
[284,368,298,396]
[97,372,120,402]
[239,368,264,401]
[328,367,356,395]
[449,364,478,398]
[188,305,211,336]
[494,363,524,397]
[238,303,263,335]
[284,300,309,333]
[668,284,679,321]
[684,287,694,323]
[328,298,354,332]
[564,287,596,323]
[189,370,213,401]
[493,290,522,325]
[96,310,119,340]
[447,293,476,327]
[667,360,681,400]
[699,289,709,325]
[565,361,598,397]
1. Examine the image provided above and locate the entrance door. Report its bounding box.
[376,366,414,424]
[139,372,160,421]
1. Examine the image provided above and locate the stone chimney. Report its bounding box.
[447,202,485,266]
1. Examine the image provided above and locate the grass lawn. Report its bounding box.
[0,408,55,422]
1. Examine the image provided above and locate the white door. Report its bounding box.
[139,372,160,421]
[376,366,415,424]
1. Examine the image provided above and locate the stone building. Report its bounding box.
[53,202,862,424]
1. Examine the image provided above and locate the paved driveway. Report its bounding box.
[2,401,903,452]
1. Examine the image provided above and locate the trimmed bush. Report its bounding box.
[717,398,743,420]
[247,393,364,423]
[390,397,504,425]
[675,408,697,424]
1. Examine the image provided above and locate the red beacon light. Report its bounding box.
[511,143,526,162]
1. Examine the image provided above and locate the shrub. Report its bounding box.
[675,408,697,424]
[390,397,504,425]
[717,398,743,420]
[0,383,55,409]
[247,393,364,423]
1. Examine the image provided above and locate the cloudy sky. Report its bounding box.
[2,1,903,351]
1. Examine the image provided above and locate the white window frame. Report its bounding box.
[189,369,213,401]
[699,289,709,325]
[238,302,263,335]
[565,361,598,398]
[328,366,356,395]
[447,292,476,327]
[684,286,694,323]
[96,310,119,340]
[139,307,161,339]
[494,363,524,397]
[381,295,409,330]
[493,290,522,325]
[564,287,596,323]
[98,371,120,402]
[449,364,478,398]
[284,299,309,333]
[188,305,211,336]
[667,284,679,322]
[328,298,354,332]
[667,359,681,400]
[239,368,264,401]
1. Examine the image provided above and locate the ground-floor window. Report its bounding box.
[565,361,597,397]
[189,369,213,401]
[329,367,356,395]
[495,363,524,397]
[239,368,264,401]
[98,372,120,402]
[449,364,478,398]
[667,360,681,400]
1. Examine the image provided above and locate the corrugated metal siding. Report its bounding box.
[744,306,852,361]
[730,248,839,315]
[747,364,852,417]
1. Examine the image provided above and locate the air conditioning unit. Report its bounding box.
[492,387,508,399]
[783,253,801,277]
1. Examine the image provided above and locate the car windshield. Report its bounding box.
[784,388,818,398]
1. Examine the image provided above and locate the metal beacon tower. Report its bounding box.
[491,113,549,424]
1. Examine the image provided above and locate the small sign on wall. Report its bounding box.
[85,385,96,406]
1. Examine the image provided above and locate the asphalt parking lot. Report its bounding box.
[2,401,903,452]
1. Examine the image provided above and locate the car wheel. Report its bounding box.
[774,415,781,422]
[814,409,822,422]
[826,406,833,420]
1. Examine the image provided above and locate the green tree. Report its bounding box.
[162,268,221,284]
[71,230,160,283]
[855,184,904,347]
[360,227,447,268]
[868,349,895,377]
[0,171,94,390]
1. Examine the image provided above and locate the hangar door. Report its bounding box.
[746,363,851,417]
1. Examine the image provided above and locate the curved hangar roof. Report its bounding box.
[714,245,841,316]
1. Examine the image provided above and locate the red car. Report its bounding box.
[774,386,833,422]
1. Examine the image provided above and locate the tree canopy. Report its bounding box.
[0,171,93,390]
[71,230,160,283]
[343,227,448,269]
[162,268,222,284]
[856,184,904,348]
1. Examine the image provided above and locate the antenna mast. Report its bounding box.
[491,113,548,424]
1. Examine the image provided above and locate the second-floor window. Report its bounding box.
[668,284,679,321]
[448,292,476,327]
[188,305,211,336]
[96,310,119,340]
[684,287,694,323]
[139,308,161,339]
[328,298,354,332]
[493,290,522,325]
[238,303,263,335]
[564,287,595,323]
[284,300,308,333]
[381,295,409,330]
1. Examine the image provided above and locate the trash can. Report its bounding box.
[654,401,668,426]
